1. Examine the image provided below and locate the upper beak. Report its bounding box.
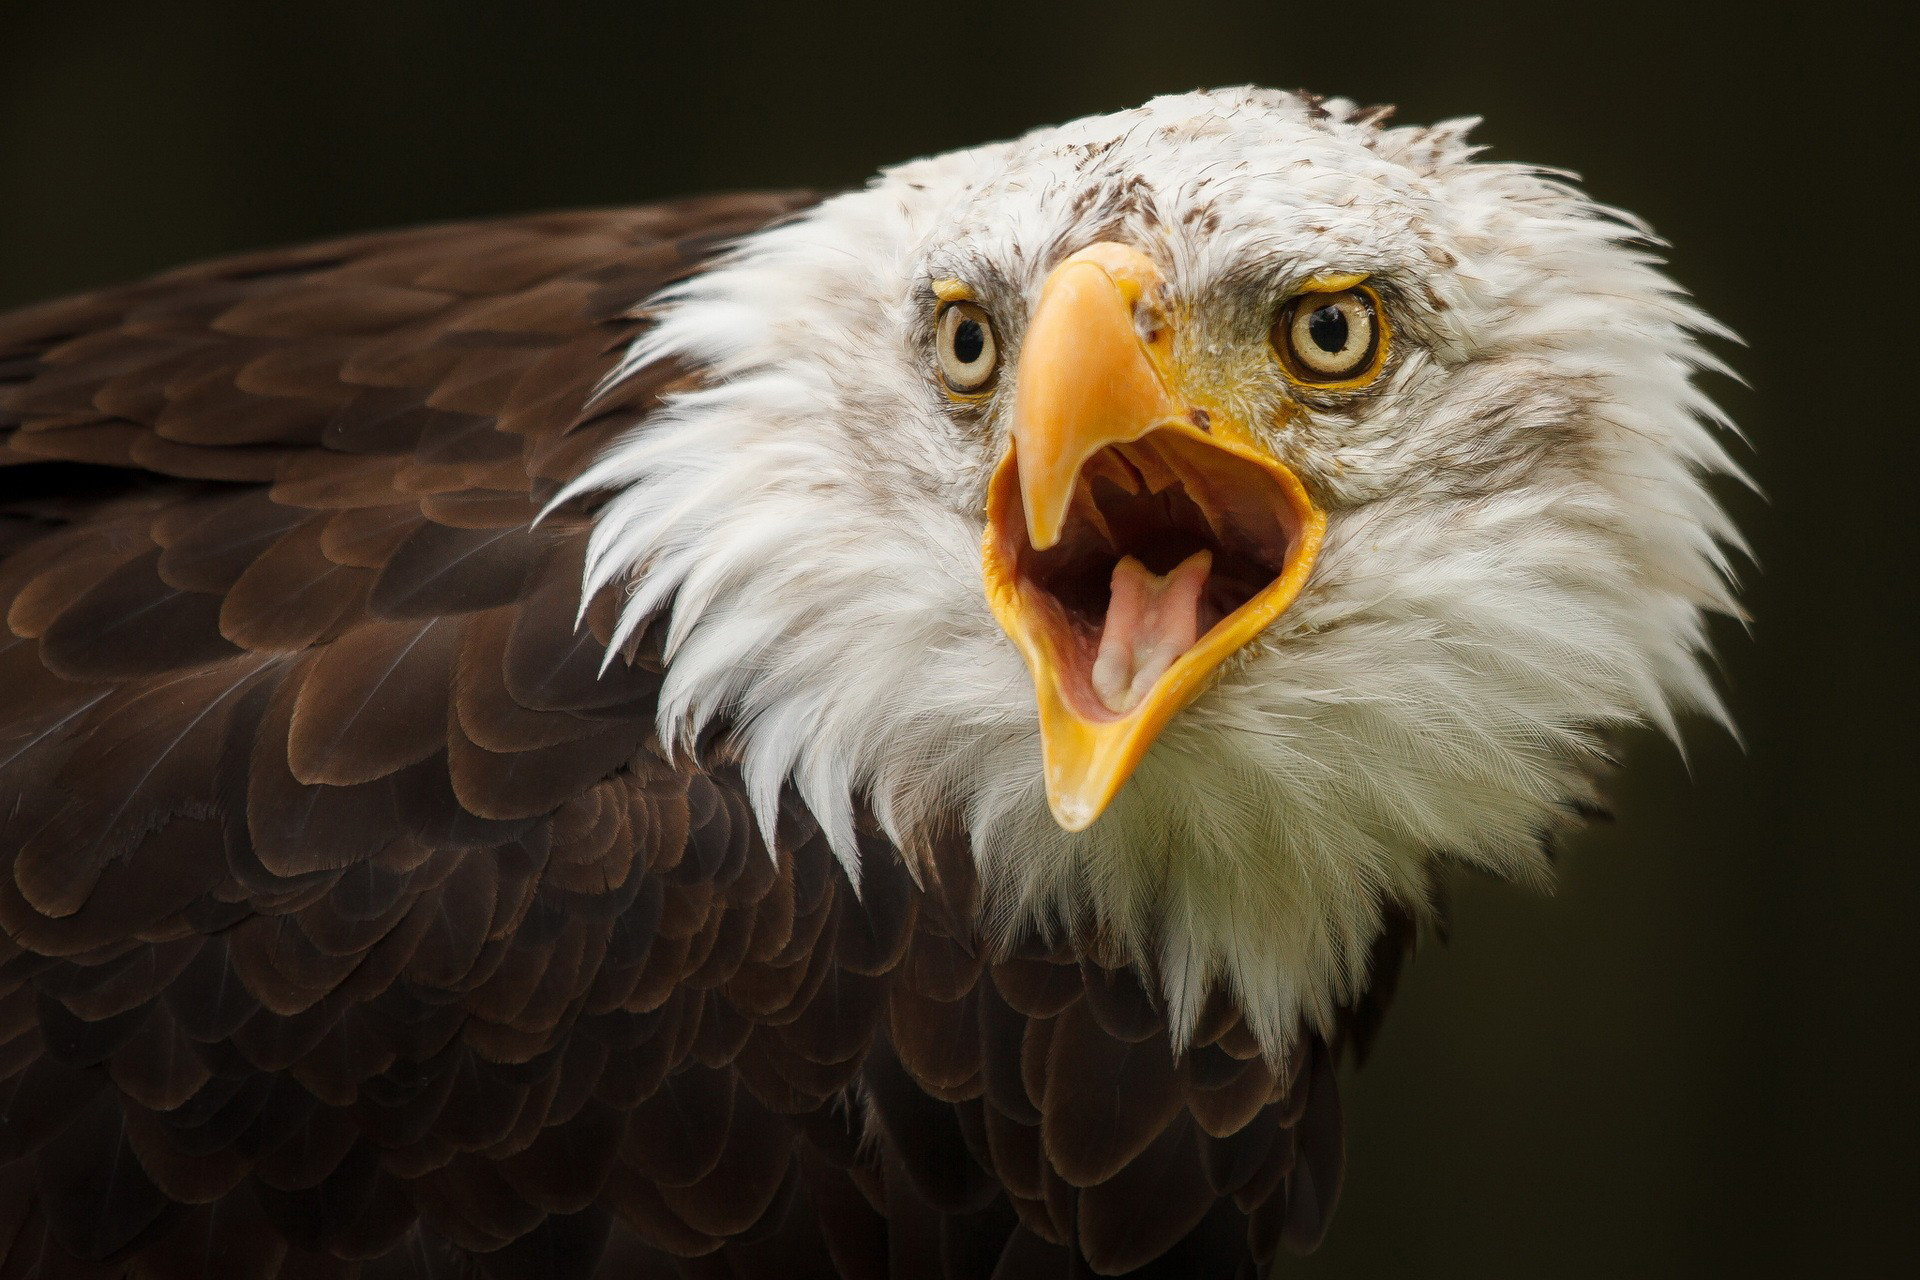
[983,242,1325,830]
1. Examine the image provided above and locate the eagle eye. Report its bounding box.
[937,301,999,394]
[1273,286,1385,385]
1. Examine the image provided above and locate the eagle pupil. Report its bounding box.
[1307,305,1348,353]
[953,318,985,364]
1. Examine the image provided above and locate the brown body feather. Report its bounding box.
[0,202,1414,1278]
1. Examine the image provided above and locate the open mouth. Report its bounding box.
[995,428,1305,721]
[978,238,1327,830]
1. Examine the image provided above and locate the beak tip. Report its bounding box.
[1024,507,1062,552]
[1046,793,1102,833]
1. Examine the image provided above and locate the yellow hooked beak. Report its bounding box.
[983,243,1325,831]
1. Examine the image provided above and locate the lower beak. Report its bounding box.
[982,243,1325,831]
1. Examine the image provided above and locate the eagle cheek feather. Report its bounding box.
[0,88,1738,1278]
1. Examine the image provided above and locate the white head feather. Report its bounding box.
[560,88,1744,1057]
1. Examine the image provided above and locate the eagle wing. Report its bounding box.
[0,203,1388,1279]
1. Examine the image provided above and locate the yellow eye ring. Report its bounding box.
[937,301,999,395]
[1272,285,1388,387]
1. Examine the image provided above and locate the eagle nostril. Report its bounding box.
[1133,297,1167,347]
[1188,407,1212,432]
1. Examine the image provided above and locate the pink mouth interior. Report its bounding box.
[1091,551,1210,713]
[1007,430,1299,721]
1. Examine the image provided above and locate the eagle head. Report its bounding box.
[567,88,1742,1055]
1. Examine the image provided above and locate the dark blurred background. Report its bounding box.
[3,2,1912,1275]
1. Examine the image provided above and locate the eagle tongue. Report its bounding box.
[1090,550,1212,715]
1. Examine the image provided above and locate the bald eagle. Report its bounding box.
[0,89,1741,1278]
